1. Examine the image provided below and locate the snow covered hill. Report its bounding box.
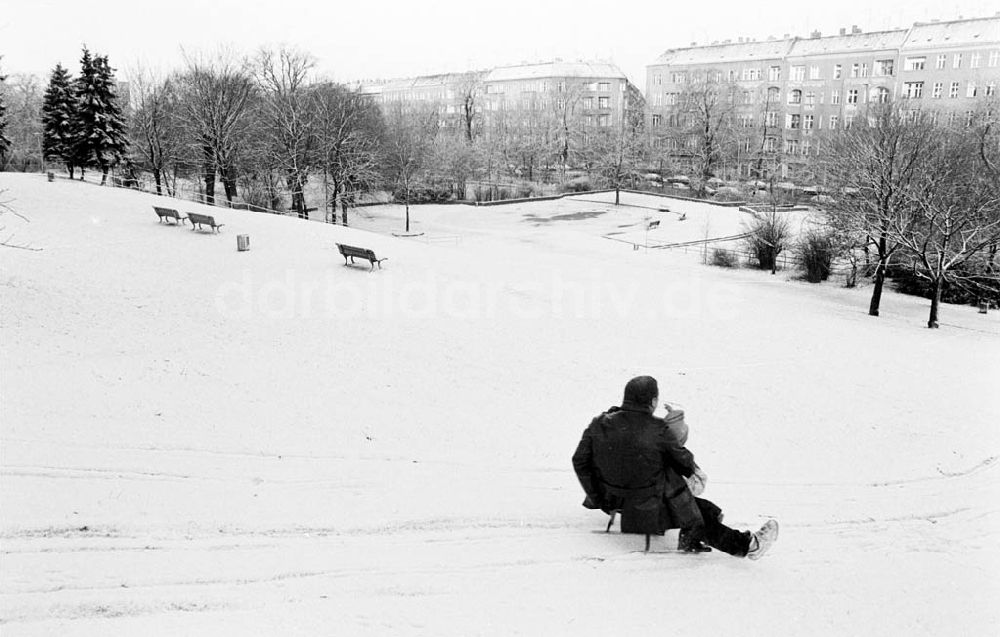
[1,172,998,636]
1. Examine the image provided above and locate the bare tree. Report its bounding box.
[313,83,382,225]
[254,46,317,219]
[677,71,737,196]
[821,103,940,317]
[885,132,1000,328]
[0,73,43,172]
[126,67,182,195]
[176,49,256,205]
[381,103,437,233]
[583,90,647,205]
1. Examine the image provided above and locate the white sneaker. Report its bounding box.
[747,519,779,561]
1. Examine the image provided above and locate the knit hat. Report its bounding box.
[623,375,658,408]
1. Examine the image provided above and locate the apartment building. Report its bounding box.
[646,15,1000,181]
[358,61,640,138]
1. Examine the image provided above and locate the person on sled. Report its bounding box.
[572,375,778,559]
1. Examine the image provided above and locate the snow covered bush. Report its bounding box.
[743,211,791,273]
[795,229,834,282]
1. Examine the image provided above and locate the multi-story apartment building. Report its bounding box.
[646,16,1000,181]
[358,61,641,139]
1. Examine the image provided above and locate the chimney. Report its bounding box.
[810,30,822,39]
[851,25,862,34]
[839,27,846,35]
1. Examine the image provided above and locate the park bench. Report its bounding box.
[188,212,225,233]
[153,206,187,225]
[336,243,387,271]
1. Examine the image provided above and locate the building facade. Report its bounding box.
[646,16,1000,181]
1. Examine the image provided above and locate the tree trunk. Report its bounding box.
[100,166,108,186]
[341,199,349,226]
[928,276,943,328]
[68,165,75,179]
[869,254,888,317]
[152,168,162,196]
[405,201,410,233]
[615,186,620,206]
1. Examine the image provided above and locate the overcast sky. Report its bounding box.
[2,0,998,86]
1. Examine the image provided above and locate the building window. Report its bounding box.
[947,111,958,126]
[970,53,981,69]
[845,114,855,128]
[809,65,820,79]
[831,89,840,104]
[788,89,802,104]
[967,82,977,98]
[905,57,926,71]
[788,114,801,129]
[987,82,996,97]
[953,53,962,69]
[929,111,939,125]
[829,115,839,130]
[851,63,860,78]
[785,139,800,154]
[875,59,894,76]
[860,63,868,77]
[767,87,780,103]
[598,82,610,92]
[764,137,776,152]
[769,66,781,81]
[833,64,842,79]
[743,90,753,104]
[652,93,661,106]
[990,51,1000,67]
[903,82,923,99]
[936,54,947,69]
[802,140,812,155]
[805,91,815,106]
[847,89,858,104]
[791,65,805,81]
[665,93,677,105]
[950,82,959,98]
[873,87,890,103]
[932,82,942,98]
[671,72,686,83]
[652,114,661,127]
[598,114,611,127]
[764,111,777,127]
[965,111,974,127]
[654,73,662,85]
[598,96,610,108]
[585,115,593,127]
[804,114,814,129]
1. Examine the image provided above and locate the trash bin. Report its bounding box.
[979,300,989,314]
[237,234,250,252]
[47,172,54,182]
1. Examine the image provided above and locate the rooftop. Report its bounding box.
[483,61,626,82]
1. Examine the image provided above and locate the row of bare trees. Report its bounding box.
[818,102,1000,328]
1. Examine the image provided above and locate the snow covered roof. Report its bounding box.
[483,61,626,82]
[788,30,909,57]
[652,40,793,67]
[902,16,1000,50]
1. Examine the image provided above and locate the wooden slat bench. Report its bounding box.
[336,243,387,271]
[188,212,225,233]
[153,206,187,225]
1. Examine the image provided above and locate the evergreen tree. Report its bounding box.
[41,63,79,177]
[74,47,128,184]
[0,61,11,167]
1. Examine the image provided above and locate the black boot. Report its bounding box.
[678,528,712,553]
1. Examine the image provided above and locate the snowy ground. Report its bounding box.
[1,172,998,636]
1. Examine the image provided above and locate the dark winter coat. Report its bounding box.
[572,403,704,534]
